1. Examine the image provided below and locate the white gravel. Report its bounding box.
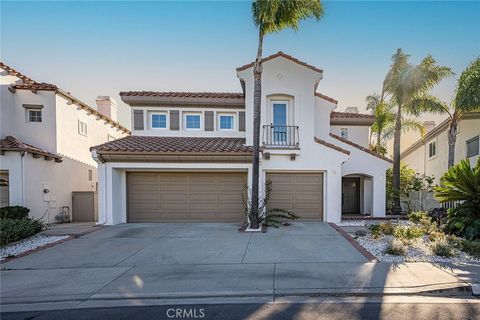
[1,235,69,260]
[355,234,479,263]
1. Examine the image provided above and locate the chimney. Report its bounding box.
[95,96,118,122]
[345,107,359,114]
[423,121,436,133]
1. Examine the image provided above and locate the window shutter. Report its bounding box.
[133,110,144,130]
[205,111,214,131]
[239,111,246,132]
[170,110,180,130]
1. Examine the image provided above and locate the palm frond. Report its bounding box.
[408,95,451,117]
[455,57,480,113]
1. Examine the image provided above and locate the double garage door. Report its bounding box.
[127,172,323,222]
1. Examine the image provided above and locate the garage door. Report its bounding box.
[127,172,247,222]
[266,173,323,220]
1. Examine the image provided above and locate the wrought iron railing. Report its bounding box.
[262,125,299,148]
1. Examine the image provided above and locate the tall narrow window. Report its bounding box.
[466,136,479,158]
[428,141,437,158]
[78,120,88,136]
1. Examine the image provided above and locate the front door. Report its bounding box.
[272,102,287,142]
[342,178,360,214]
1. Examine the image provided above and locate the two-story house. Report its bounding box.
[91,52,392,225]
[0,62,130,222]
[401,114,480,184]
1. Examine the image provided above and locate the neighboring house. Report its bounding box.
[401,113,480,184]
[91,52,392,225]
[0,63,130,222]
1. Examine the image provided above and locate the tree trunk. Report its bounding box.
[391,104,402,215]
[249,30,264,229]
[447,119,457,168]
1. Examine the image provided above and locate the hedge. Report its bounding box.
[0,206,30,220]
[0,218,44,246]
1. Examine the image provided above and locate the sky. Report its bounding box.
[2,1,479,127]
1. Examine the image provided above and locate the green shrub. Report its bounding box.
[428,231,446,242]
[443,206,480,240]
[408,211,429,223]
[369,224,382,238]
[0,206,30,220]
[0,218,44,246]
[461,240,480,259]
[430,239,457,257]
[384,239,407,255]
[394,225,424,244]
[379,222,396,235]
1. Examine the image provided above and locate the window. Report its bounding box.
[28,110,42,122]
[340,128,348,139]
[151,113,167,129]
[88,170,93,182]
[428,141,437,158]
[219,114,234,130]
[185,114,201,129]
[78,120,88,136]
[467,136,479,158]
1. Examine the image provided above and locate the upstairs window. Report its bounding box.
[151,113,167,129]
[428,140,437,158]
[467,136,479,158]
[219,115,234,130]
[24,105,43,123]
[340,128,348,139]
[185,114,201,129]
[78,120,88,136]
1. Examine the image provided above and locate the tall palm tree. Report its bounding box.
[414,57,480,168]
[381,49,453,215]
[249,0,324,228]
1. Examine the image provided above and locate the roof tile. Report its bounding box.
[119,91,244,99]
[1,136,62,161]
[237,51,323,74]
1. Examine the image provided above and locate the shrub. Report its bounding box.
[384,239,407,255]
[428,231,446,242]
[0,206,30,220]
[430,239,457,257]
[461,240,480,259]
[429,207,447,225]
[0,218,44,246]
[408,211,429,223]
[394,225,424,244]
[355,229,367,237]
[435,159,480,240]
[379,222,396,235]
[369,224,382,239]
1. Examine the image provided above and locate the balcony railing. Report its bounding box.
[262,125,299,148]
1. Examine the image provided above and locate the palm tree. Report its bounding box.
[249,0,324,228]
[414,57,480,168]
[367,95,424,157]
[381,49,453,215]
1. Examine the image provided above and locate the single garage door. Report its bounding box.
[266,173,323,220]
[127,172,247,222]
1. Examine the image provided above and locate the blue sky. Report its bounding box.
[2,1,479,126]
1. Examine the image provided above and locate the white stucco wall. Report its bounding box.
[402,117,480,184]
[330,125,370,148]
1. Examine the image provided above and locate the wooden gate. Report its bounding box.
[72,191,95,222]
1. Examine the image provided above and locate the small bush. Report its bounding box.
[384,239,407,255]
[419,216,438,235]
[0,218,44,246]
[429,207,447,225]
[369,224,382,239]
[461,240,480,259]
[0,206,30,220]
[444,206,480,240]
[394,225,424,244]
[430,239,457,257]
[408,211,429,223]
[262,208,299,228]
[428,231,446,242]
[379,222,396,235]
[355,229,367,237]
[446,235,463,250]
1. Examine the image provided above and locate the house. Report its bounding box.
[401,114,480,184]
[0,62,130,222]
[91,52,392,225]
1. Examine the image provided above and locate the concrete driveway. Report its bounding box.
[0,222,468,312]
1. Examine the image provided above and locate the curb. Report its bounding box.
[328,222,377,262]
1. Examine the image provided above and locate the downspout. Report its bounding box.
[91,150,108,225]
[20,151,25,205]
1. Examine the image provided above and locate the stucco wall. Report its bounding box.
[330,125,369,148]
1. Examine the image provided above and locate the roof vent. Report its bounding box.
[345,107,359,114]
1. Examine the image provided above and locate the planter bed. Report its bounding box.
[0,234,69,261]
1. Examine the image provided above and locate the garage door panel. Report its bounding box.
[267,173,323,220]
[128,172,245,222]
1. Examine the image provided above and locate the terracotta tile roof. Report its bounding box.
[329,133,393,163]
[91,136,253,154]
[119,91,244,99]
[314,137,350,155]
[330,111,374,119]
[0,136,62,162]
[0,62,36,84]
[236,51,323,74]
[315,92,338,104]
[12,82,57,91]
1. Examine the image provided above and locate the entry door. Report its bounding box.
[272,102,287,142]
[342,178,360,214]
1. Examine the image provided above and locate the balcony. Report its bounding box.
[262,125,299,148]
